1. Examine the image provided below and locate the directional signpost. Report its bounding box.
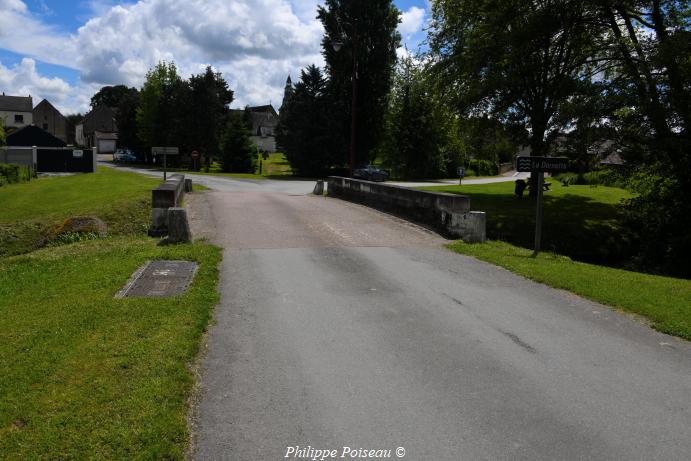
[516,156,569,256]
[152,147,179,180]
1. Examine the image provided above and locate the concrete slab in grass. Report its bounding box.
[116,260,198,298]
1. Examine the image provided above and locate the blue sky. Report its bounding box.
[0,0,430,114]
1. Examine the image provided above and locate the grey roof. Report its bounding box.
[0,95,33,112]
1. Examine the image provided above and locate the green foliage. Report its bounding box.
[379,56,449,179]
[421,182,635,266]
[428,0,601,155]
[47,231,101,247]
[220,112,256,173]
[0,163,31,186]
[277,65,339,176]
[466,159,499,176]
[318,0,401,165]
[90,85,138,109]
[187,66,234,159]
[136,61,186,155]
[114,87,141,150]
[623,168,691,277]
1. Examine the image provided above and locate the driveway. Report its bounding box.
[186,186,691,460]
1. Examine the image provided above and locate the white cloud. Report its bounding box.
[0,58,94,114]
[0,0,327,110]
[399,6,425,36]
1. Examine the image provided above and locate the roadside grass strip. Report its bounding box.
[448,240,691,341]
[0,168,159,257]
[0,237,221,459]
[420,182,634,265]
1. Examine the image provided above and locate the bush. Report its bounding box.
[467,159,499,176]
[0,163,31,186]
[622,169,691,278]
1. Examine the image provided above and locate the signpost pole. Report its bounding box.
[164,153,167,181]
[532,172,544,257]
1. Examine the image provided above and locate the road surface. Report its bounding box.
[182,184,691,460]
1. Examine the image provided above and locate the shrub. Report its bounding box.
[467,159,499,176]
[0,163,31,186]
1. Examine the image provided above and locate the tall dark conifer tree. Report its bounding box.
[318,0,401,166]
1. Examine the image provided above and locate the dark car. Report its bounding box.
[353,165,389,182]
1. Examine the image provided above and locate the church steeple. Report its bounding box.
[281,75,294,110]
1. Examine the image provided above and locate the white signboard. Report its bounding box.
[73,149,84,158]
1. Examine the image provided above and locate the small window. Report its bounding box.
[14,114,24,124]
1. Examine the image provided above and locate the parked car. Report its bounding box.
[352,165,389,182]
[113,149,138,163]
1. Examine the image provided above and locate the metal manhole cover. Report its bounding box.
[116,260,198,298]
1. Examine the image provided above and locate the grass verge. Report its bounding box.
[0,237,221,459]
[0,168,159,257]
[448,240,691,340]
[421,181,635,265]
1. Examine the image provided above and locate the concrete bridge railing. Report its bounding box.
[326,176,486,243]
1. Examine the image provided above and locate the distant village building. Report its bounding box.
[76,106,118,154]
[231,105,279,153]
[0,94,33,132]
[6,125,67,148]
[33,99,68,143]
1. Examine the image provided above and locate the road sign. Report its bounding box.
[457,166,465,177]
[191,150,200,159]
[152,146,179,180]
[517,156,569,172]
[72,149,83,158]
[152,146,179,156]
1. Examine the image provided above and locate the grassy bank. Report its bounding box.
[0,238,221,459]
[0,167,222,458]
[0,168,158,257]
[421,181,635,265]
[448,241,691,340]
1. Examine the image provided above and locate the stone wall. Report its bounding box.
[327,177,486,243]
[149,174,186,236]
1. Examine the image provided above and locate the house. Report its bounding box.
[231,105,279,152]
[6,125,67,148]
[75,105,118,154]
[33,99,69,143]
[0,94,33,132]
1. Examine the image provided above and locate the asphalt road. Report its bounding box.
[187,188,691,461]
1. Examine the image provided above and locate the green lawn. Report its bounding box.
[421,182,635,265]
[0,167,222,459]
[448,241,691,340]
[0,168,159,257]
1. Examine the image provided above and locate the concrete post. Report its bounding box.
[313,180,324,195]
[167,208,192,243]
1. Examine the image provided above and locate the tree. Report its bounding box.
[276,65,340,177]
[115,89,141,150]
[90,85,138,109]
[220,111,256,173]
[136,62,186,159]
[318,0,401,166]
[0,119,5,147]
[188,66,234,159]
[379,56,449,179]
[593,0,691,276]
[428,0,602,192]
